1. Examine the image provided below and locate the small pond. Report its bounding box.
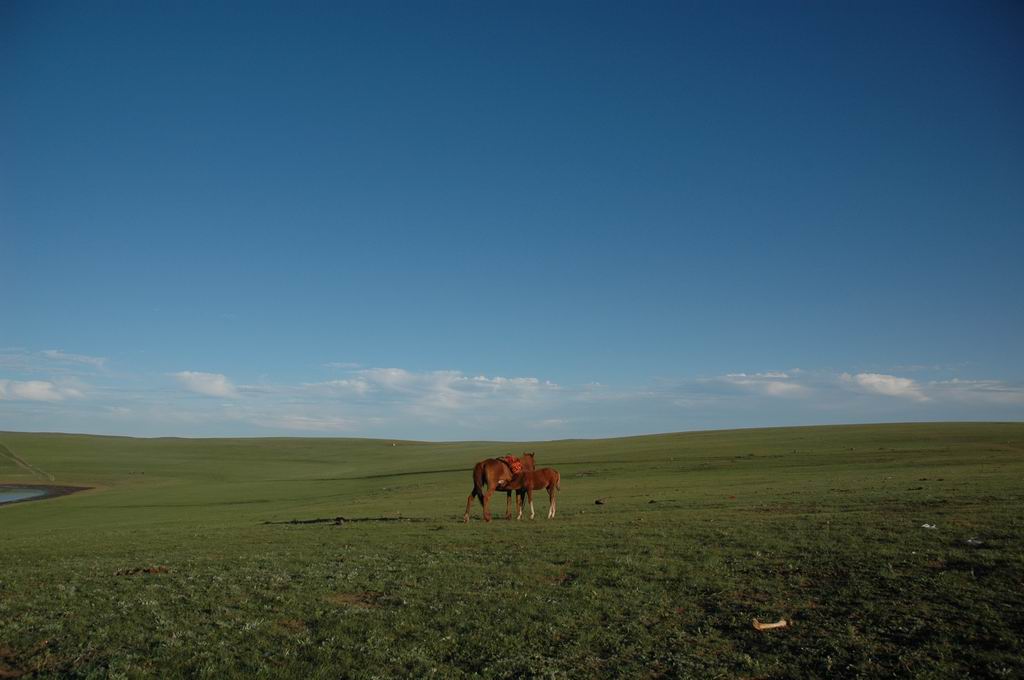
[0,487,49,505]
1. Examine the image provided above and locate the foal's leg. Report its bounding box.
[548,486,556,519]
[464,490,476,523]
[515,490,524,520]
[528,486,535,520]
[505,491,513,520]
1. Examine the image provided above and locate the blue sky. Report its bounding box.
[2,1,1022,439]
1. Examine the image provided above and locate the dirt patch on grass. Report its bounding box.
[0,639,51,679]
[325,592,385,608]
[745,503,816,514]
[542,566,578,587]
[115,565,170,576]
[553,572,578,586]
[0,484,91,507]
[0,639,73,679]
[275,619,308,633]
[0,646,22,679]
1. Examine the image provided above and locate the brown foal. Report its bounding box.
[496,467,560,520]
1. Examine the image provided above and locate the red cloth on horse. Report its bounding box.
[502,455,523,474]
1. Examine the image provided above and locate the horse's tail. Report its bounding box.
[472,461,486,498]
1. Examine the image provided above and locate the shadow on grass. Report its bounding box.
[262,516,431,525]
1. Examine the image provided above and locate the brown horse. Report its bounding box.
[463,452,536,522]
[496,467,560,520]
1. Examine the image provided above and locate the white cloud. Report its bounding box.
[930,379,1024,405]
[7,352,1019,439]
[350,368,555,403]
[172,371,239,398]
[151,367,562,435]
[233,384,279,394]
[42,349,107,369]
[357,367,418,390]
[311,378,372,395]
[718,372,808,397]
[0,350,32,371]
[299,368,557,426]
[1,348,106,374]
[0,379,83,402]
[760,381,806,396]
[324,362,362,370]
[466,375,547,390]
[841,372,928,401]
[257,415,357,432]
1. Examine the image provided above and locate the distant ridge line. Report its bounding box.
[0,421,1020,444]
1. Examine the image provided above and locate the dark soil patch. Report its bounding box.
[0,646,22,679]
[552,571,578,586]
[115,565,170,576]
[275,619,308,632]
[325,592,385,608]
[0,639,51,679]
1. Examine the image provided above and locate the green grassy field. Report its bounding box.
[1,423,1022,678]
